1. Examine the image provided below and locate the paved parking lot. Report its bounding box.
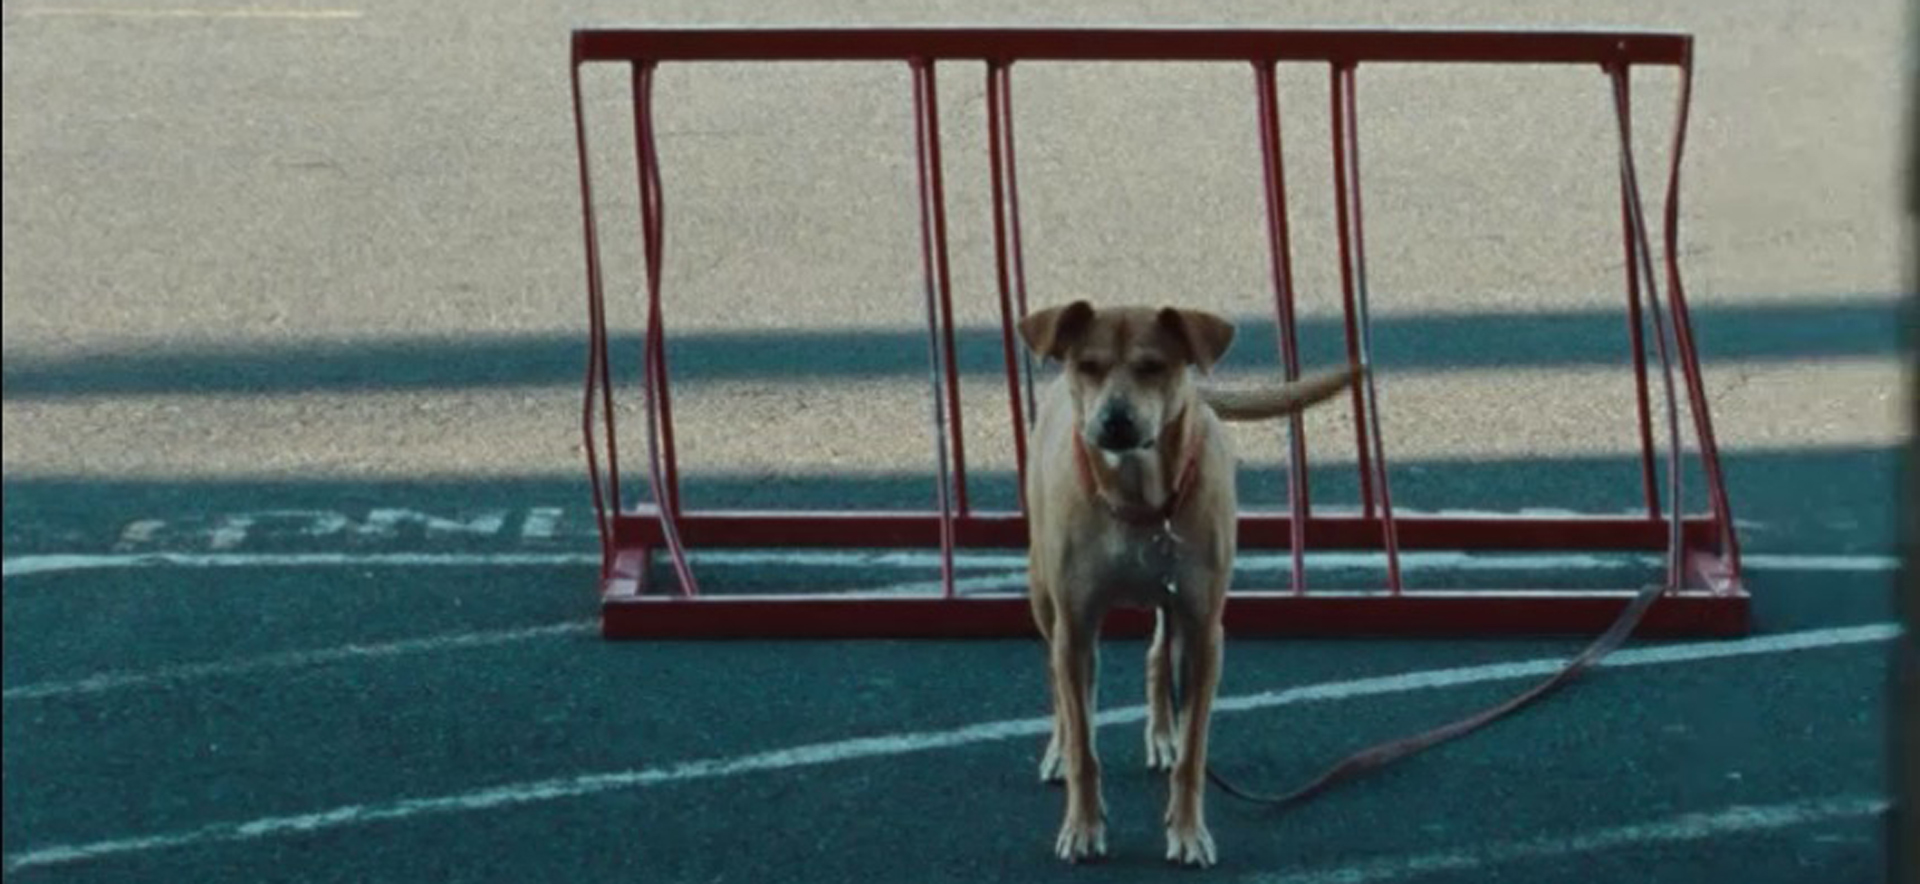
[3,0,1907,880]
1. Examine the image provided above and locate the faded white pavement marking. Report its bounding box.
[1,575,1008,703]
[1,549,1891,701]
[2,622,593,702]
[2,551,601,579]
[1,621,1897,872]
[0,573,1034,703]
[1263,795,1887,884]
[1,550,1897,580]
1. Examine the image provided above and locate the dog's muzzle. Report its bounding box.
[1092,405,1149,453]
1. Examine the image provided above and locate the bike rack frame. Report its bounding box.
[568,27,1746,639]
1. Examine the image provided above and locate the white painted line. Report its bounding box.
[17,7,363,20]
[1264,795,1888,884]
[1,549,1898,581]
[1,551,600,579]
[858,551,1899,597]
[860,573,1022,597]
[1218,622,1898,713]
[2,621,592,702]
[1,621,1896,872]
[859,578,1759,600]
[1742,553,1899,571]
[0,573,1703,703]
[0,579,999,702]
[687,549,1899,574]
[818,572,1035,598]
[0,574,1003,703]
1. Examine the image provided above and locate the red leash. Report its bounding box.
[1184,581,1664,808]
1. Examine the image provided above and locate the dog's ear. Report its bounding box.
[1018,300,1095,361]
[1157,307,1235,374]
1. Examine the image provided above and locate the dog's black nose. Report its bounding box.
[1095,409,1142,452]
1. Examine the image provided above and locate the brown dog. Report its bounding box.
[1017,301,1360,867]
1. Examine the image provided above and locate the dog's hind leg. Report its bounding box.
[1144,608,1179,771]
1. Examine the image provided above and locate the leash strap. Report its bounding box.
[1174,579,1665,808]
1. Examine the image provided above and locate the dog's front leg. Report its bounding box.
[1145,608,1179,770]
[1030,585,1068,784]
[1165,616,1221,867]
[1050,609,1107,862]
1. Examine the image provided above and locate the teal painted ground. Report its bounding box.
[1,445,1899,883]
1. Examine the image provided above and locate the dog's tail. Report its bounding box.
[1199,365,1364,422]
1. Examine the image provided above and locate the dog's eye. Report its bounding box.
[1135,359,1168,376]
[1074,359,1104,377]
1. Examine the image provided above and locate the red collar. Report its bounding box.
[1072,414,1203,527]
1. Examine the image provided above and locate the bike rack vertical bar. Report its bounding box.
[1329,64,1376,519]
[923,63,969,516]
[570,54,617,579]
[1657,55,1743,583]
[634,66,684,522]
[1609,63,1685,591]
[987,61,1031,509]
[1616,75,1662,520]
[911,60,959,599]
[1253,60,1311,595]
[1334,63,1403,593]
[998,68,1039,428]
[636,60,699,597]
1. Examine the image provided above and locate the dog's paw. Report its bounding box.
[1145,726,1179,771]
[1038,737,1065,784]
[1165,822,1217,868]
[1055,814,1108,863]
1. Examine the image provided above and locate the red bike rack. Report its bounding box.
[569,27,1747,639]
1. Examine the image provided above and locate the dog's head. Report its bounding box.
[1019,301,1234,454]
